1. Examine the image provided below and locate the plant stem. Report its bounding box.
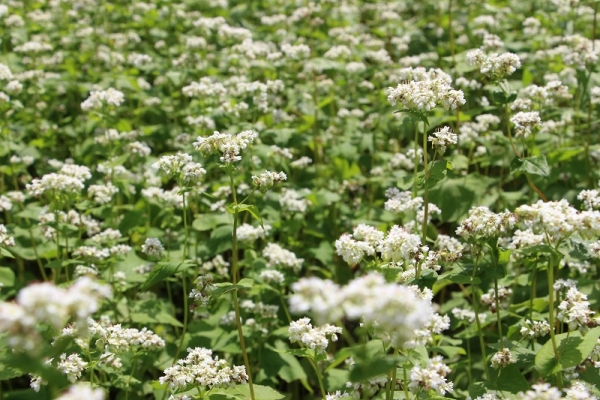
[421,120,429,247]
[494,278,504,349]
[309,357,326,398]
[182,191,189,260]
[173,275,189,363]
[547,255,559,363]
[472,253,491,381]
[402,365,410,400]
[229,173,256,400]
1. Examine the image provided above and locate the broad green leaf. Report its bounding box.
[0,267,15,287]
[535,327,600,377]
[348,356,400,382]
[492,363,529,393]
[235,384,284,400]
[140,262,180,291]
[511,156,550,178]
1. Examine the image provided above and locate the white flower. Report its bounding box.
[428,126,457,154]
[81,88,125,110]
[511,111,541,138]
[57,353,88,382]
[409,356,453,395]
[251,171,287,192]
[288,317,342,353]
[142,238,165,258]
[490,348,516,369]
[467,50,521,80]
[55,383,105,400]
[193,130,258,163]
[262,243,304,272]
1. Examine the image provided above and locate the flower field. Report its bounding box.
[1,0,600,399]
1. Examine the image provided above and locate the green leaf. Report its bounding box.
[0,248,14,259]
[0,267,15,287]
[492,364,529,393]
[226,204,264,229]
[140,262,180,291]
[511,156,550,178]
[348,356,400,382]
[535,327,600,377]
[235,384,284,399]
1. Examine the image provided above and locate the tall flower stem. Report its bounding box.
[547,255,559,363]
[421,120,430,246]
[472,253,491,381]
[182,191,189,260]
[494,278,504,349]
[229,173,256,400]
[308,358,326,398]
[173,275,189,363]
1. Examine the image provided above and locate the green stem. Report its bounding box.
[173,275,189,363]
[182,191,189,260]
[547,256,560,364]
[494,278,504,349]
[421,120,429,247]
[229,173,256,400]
[308,357,326,398]
[402,365,410,400]
[125,356,138,400]
[472,253,491,381]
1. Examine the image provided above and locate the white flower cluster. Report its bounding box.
[578,189,600,210]
[384,188,424,215]
[456,206,516,241]
[466,49,521,80]
[490,348,516,369]
[189,275,216,307]
[518,383,562,400]
[520,319,550,338]
[428,126,457,154]
[510,111,541,138]
[279,188,309,213]
[557,287,595,333]
[57,353,88,382]
[406,313,450,348]
[288,317,342,353]
[159,347,248,391]
[141,238,165,258]
[409,356,453,395]
[0,277,112,350]
[326,392,351,400]
[237,223,271,242]
[565,381,598,400]
[26,172,87,198]
[451,307,487,324]
[88,182,119,204]
[481,286,513,313]
[262,243,304,272]
[81,88,125,110]
[252,170,287,192]
[515,199,600,244]
[193,130,258,163]
[55,383,105,400]
[335,224,383,265]
[0,224,15,247]
[290,273,433,347]
[387,67,465,112]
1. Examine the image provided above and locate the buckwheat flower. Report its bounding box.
[252,170,287,192]
[409,356,453,395]
[578,189,600,210]
[262,243,304,272]
[387,73,466,112]
[456,206,516,241]
[326,391,352,400]
[57,353,88,382]
[565,380,598,400]
[592,87,600,105]
[490,348,516,369]
[182,162,207,185]
[515,200,582,243]
[0,224,15,247]
[0,63,12,80]
[384,189,423,215]
[511,111,541,138]
[376,225,422,262]
[141,238,164,258]
[519,383,562,400]
[237,224,271,242]
[90,228,122,244]
[406,313,450,348]
[88,183,119,204]
[291,156,313,168]
[520,319,550,338]
[279,188,309,213]
[26,173,85,197]
[81,88,125,110]
[428,126,457,154]
[128,141,152,157]
[481,286,512,313]
[55,383,105,400]
[335,233,375,265]
[60,164,92,180]
[467,50,521,80]
[259,269,285,284]
[289,317,342,353]
[152,152,193,177]
[557,287,595,333]
[159,347,248,392]
[127,52,152,67]
[451,307,487,324]
[189,275,216,307]
[73,246,111,261]
[193,130,258,163]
